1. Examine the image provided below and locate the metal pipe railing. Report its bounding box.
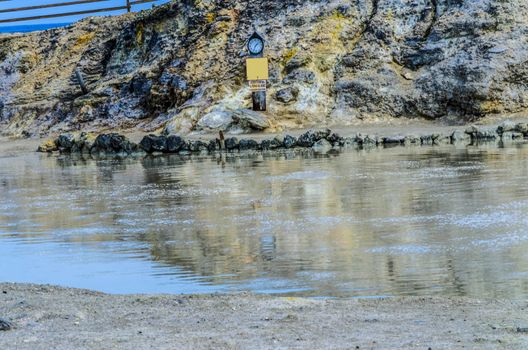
[0,0,158,24]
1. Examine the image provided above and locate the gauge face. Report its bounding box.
[248,38,264,55]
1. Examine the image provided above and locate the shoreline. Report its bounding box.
[1,119,527,158]
[33,120,528,157]
[1,283,527,349]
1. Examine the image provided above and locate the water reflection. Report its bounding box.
[1,143,528,298]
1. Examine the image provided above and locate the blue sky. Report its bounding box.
[0,0,169,28]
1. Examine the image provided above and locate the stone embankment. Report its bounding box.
[38,121,528,156]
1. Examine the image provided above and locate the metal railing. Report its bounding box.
[0,0,158,24]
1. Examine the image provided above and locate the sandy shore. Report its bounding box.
[0,283,527,349]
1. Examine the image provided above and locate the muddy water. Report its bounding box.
[1,143,528,298]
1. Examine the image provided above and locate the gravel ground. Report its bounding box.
[1,283,527,349]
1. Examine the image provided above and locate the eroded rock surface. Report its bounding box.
[1,0,527,137]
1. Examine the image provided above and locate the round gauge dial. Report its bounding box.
[248,37,264,55]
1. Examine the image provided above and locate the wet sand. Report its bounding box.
[0,283,527,349]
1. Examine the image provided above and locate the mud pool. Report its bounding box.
[1,143,528,298]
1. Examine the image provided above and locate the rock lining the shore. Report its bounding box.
[38,122,528,156]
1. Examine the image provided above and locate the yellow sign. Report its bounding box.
[246,58,269,81]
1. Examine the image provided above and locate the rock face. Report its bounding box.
[1,0,528,137]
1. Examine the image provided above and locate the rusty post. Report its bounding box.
[126,0,131,12]
[218,131,225,150]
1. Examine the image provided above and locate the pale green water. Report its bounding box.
[1,143,528,298]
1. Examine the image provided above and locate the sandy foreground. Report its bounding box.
[0,284,527,349]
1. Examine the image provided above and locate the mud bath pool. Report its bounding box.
[1,141,528,299]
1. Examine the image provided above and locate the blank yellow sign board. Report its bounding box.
[246,58,269,81]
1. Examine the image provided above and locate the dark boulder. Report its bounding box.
[151,135,167,152]
[166,135,185,153]
[92,133,137,154]
[283,135,297,148]
[57,134,75,151]
[189,140,208,152]
[207,139,219,152]
[497,121,516,135]
[296,129,331,147]
[140,135,167,153]
[515,123,528,135]
[451,130,471,143]
[283,69,316,84]
[465,126,497,141]
[327,132,342,144]
[261,139,281,150]
[224,137,239,150]
[383,135,406,144]
[93,133,122,152]
[420,134,434,145]
[275,87,299,104]
[239,139,259,150]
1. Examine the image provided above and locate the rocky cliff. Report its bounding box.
[1,0,527,137]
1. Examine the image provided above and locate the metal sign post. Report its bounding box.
[246,32,268,111]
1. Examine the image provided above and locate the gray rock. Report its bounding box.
[207,139,219,152]
[465,126,497,141]
[327,132,342,144]
[93,133,136,154]
[189,140,208,152]
[140,135,167,153]
[273,135,285,144]
[275,87,299,104]
[420,134,434,145]
[434,134,451,145]
[284,54,311,73]
[261,139,281,150]
[57,134,75,151]
[239,139,259,150]
[224,137,239,150]
[283,135,297,148]
[517,327,528,333]
[363,135,378,146]
[166,135,186,153]
[312,139,332,153]
[354,133,366,145]
[231,109,270,131]
[341,137,357,147]
[501,132,524,141]
[297,131,316,147]
[497,120,516,135]
[477,129,498,141]
[451,130,471,143]
[0,318,13,331]
[383,135,405,144]
[404,135,420,145]
[197,110,234,131]
[515,123,528,135]
[283,69,316,84]
[297,129,331,147]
